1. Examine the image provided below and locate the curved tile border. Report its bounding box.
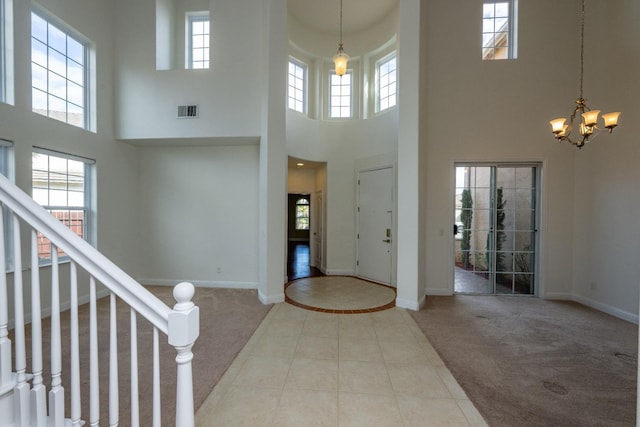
[284,275,397,314]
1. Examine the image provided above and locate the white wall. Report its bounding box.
[287,111,397,275]
[421,0,579,300]
[137,144,260,288]
[114,0,264,139]
[2,0,141,320]
[571,0,640,322]
[288,167,316,194]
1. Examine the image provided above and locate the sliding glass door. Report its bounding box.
[454,164,538,295]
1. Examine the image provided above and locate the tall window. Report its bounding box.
[31,10,89,128]
[0,140,13,270]
[32,149,94,261]
[295,198,310,230]
[376,53,396,112]
[188,12,209,69]
[329,70,352,118]
[288,59,306,113]
[482,1,517,60]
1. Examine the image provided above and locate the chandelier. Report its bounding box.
[549,0,621,148]
[332,0,349,76]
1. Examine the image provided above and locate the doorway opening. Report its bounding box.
[287,157,326,281]
[454,164,539,295]
[287,194,319,280]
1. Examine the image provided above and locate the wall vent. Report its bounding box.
[177,105,199,118]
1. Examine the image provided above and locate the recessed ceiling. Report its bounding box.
[288,0,398,35]
[288,156,325,170]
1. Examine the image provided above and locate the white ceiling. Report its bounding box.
[288,0,398,35]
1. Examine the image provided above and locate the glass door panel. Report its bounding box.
[454,164,538,295]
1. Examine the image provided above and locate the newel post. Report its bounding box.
[168,282,199,427]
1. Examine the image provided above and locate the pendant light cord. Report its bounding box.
[339,0,344,45]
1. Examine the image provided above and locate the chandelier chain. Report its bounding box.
[579,0,585,99]
[339,0,343,45]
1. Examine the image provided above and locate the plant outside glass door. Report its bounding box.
[454,165,538,295]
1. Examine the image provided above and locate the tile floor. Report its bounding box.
[285,276,396,313]
[195,300,488,426]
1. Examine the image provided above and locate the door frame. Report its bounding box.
[451,162,542,296]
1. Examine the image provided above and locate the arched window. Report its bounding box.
[295,198,310,230]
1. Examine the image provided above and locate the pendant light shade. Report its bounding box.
[333,0,348,76]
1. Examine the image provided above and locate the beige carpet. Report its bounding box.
[12,286,271,425]
[410,296,637,426]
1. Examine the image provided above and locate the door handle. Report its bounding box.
[383,239,391,243]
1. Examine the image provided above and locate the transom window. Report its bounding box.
[31,10,88,128]
[376,53,396,112]
[32,149,94,261]
[295,198,310,230]
[329,70,352,118]
[482,1,517,60]
[288,59,306,113]
[188,13,209,69]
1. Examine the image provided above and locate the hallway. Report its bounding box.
[287,241,323,281]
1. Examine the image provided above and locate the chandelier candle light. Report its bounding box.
[549,0,621,148]
[333,0,349,76]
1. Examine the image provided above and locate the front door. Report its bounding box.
[357,167,393,285]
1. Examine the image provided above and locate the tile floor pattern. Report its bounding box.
[285,276,396,313]
[195,303,488,426]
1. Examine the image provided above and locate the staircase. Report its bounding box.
[0,174,199,427]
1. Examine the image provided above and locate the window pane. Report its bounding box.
[48,25,66,54]
[482,1,515,60]
[31,13,48,42]
[31,38,48,67]
[32,152,92,261]
[31,11,88,129]
[67,38,84,65]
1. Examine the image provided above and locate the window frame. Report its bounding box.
[186,11,210,70]
[482,0,518,60]
[30,7,91,129]
[328,69,353,119]
[0,139,14,271]
[295,197,310,230]
[375,52,397,113]
[31,147,95,264]
[288,56,307,114]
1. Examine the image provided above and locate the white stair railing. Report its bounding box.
[0,174,200,427]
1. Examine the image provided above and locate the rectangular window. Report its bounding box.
[376,53,396,113]
[31,9,89,128]
[329,70,352,118]
[288,59,306,113]
[482,1,517,60]
[32,149,94,262]
[188,13,209,69]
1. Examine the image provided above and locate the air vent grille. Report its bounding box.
[177,105,198,118]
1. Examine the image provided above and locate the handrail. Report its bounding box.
[0,174,172,333]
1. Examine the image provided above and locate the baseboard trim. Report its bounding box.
[324,269,356,276]
[571,294,638,324]
[426,289,453,296]
[258,290,285,305]
[395,295,425,311]
[138,278,259,290]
